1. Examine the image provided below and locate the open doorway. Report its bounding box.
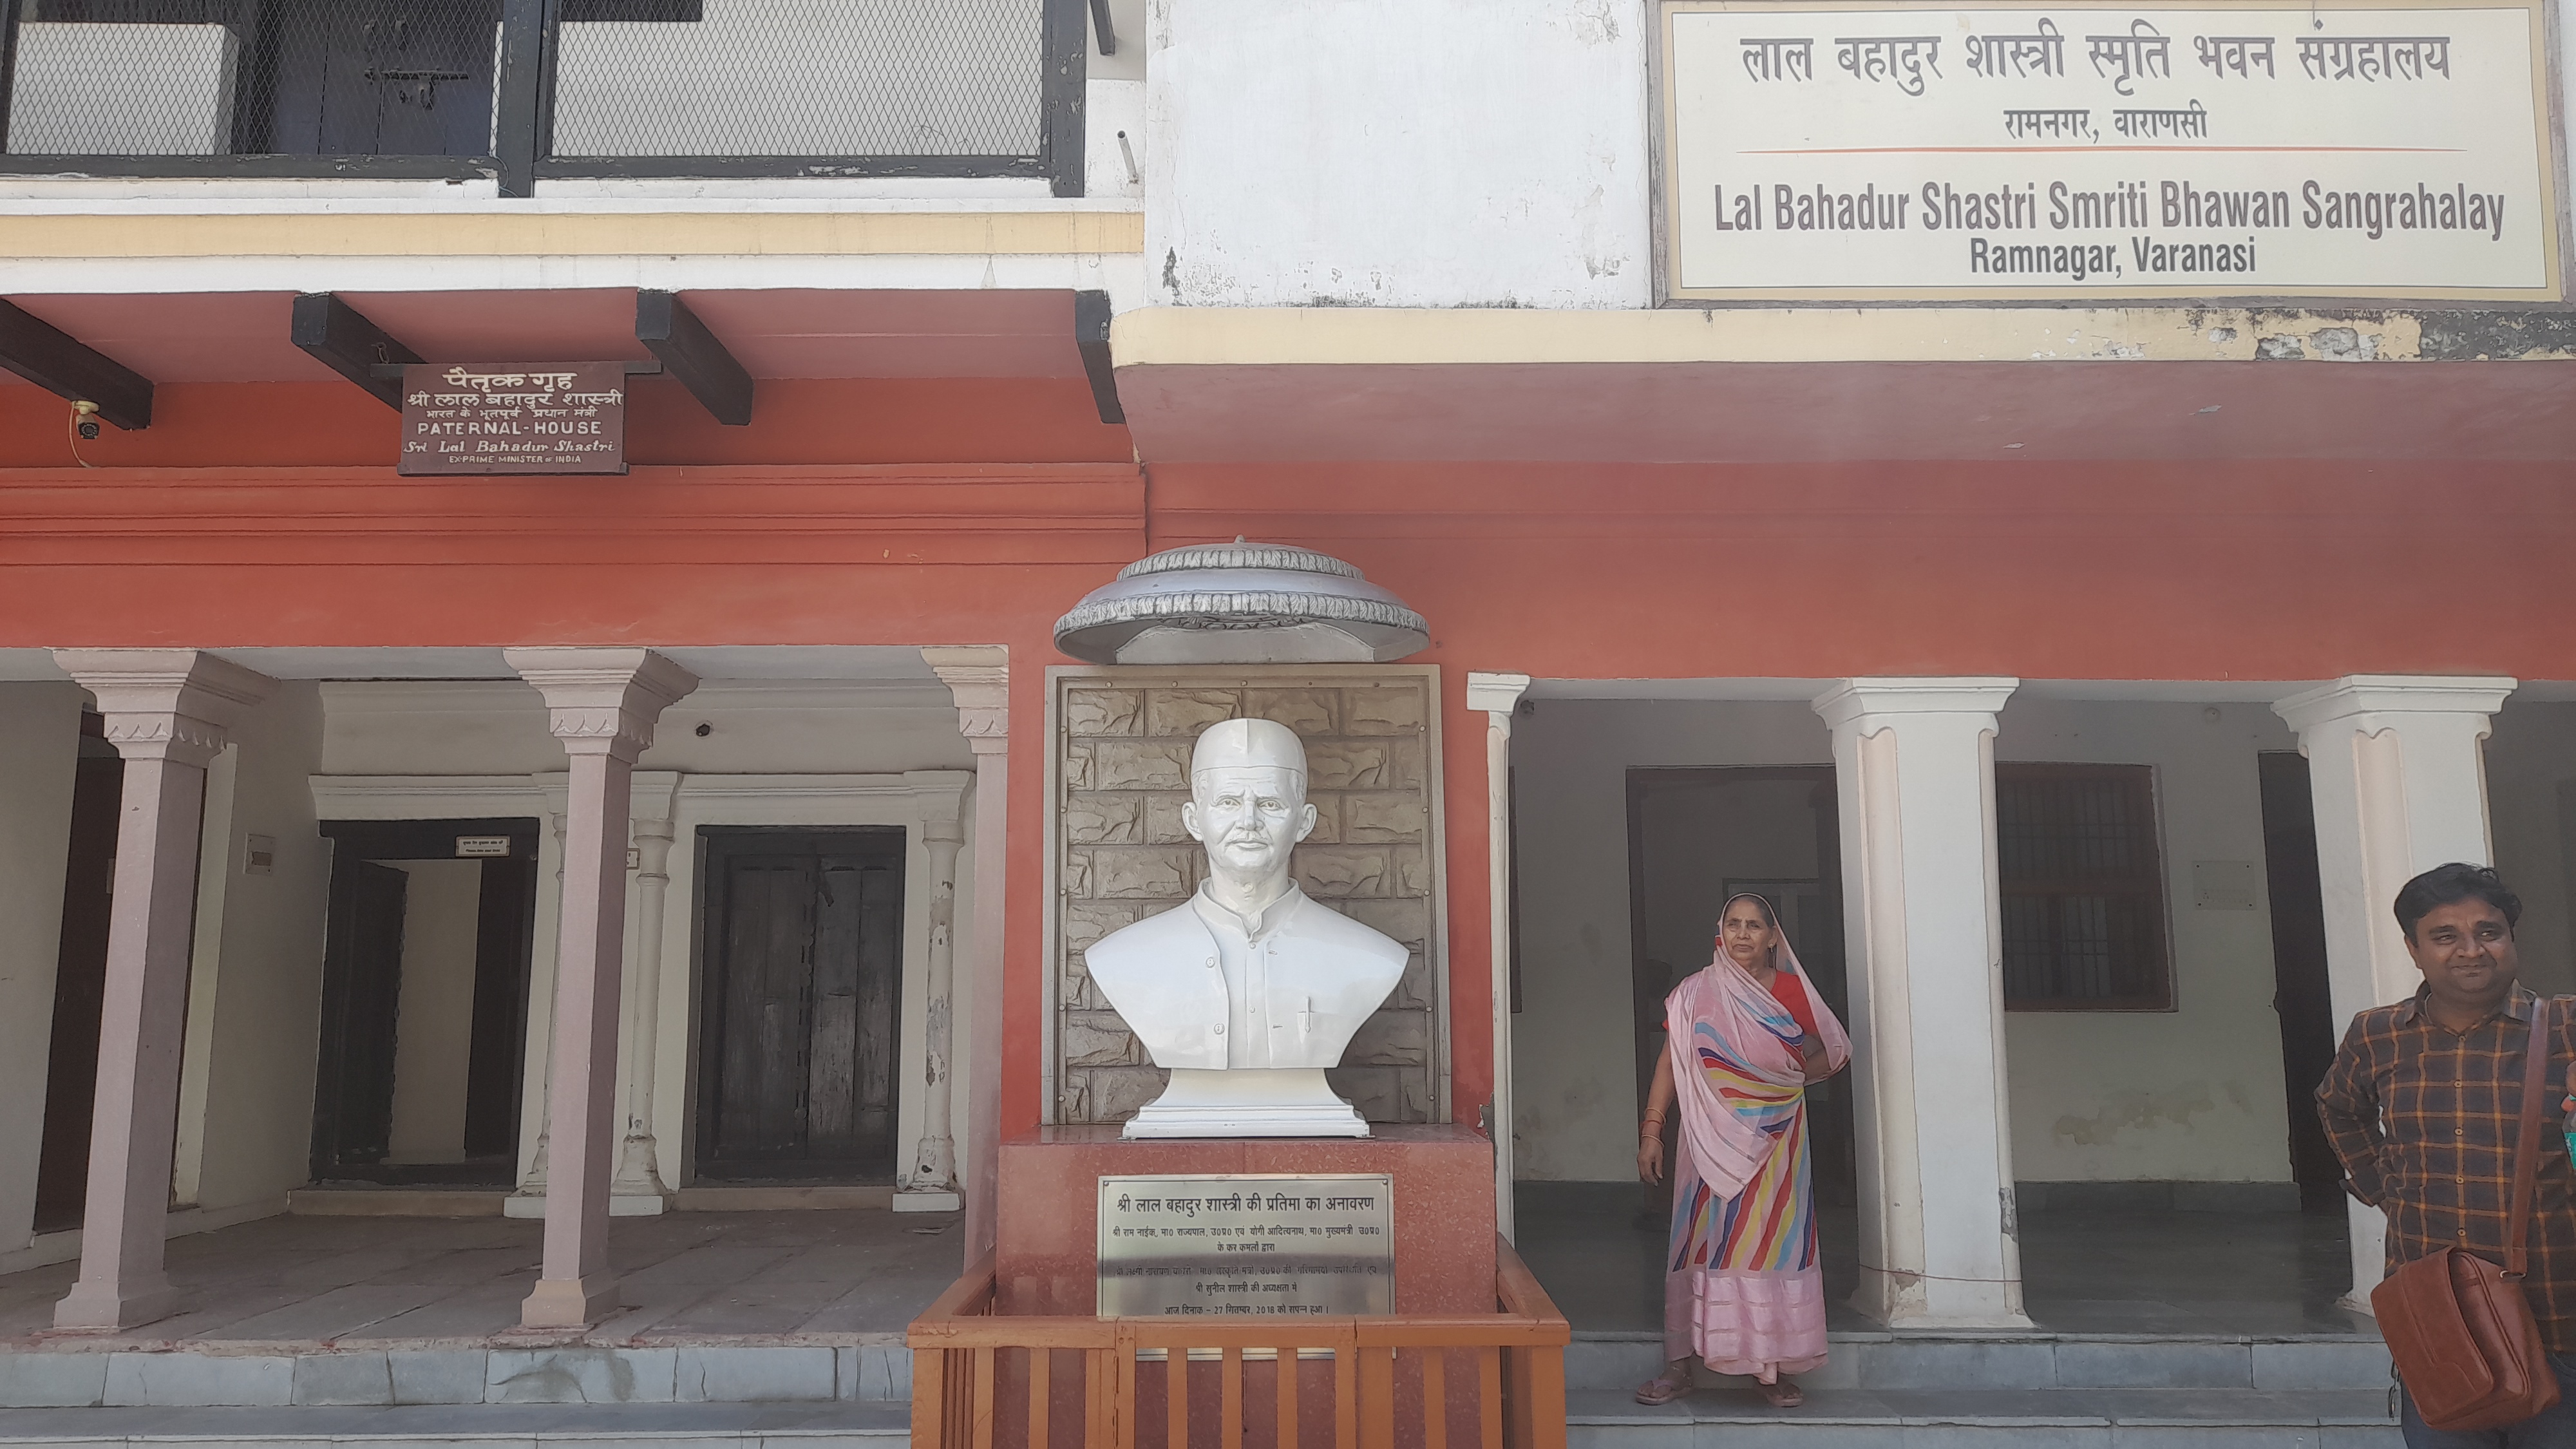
[693,826,906,1184]
[1625,767,1857,1248]
[35,714,126,1234]
[310,818,537,1186]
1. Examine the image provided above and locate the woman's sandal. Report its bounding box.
[1633,1366,1692,1406]
[1756,1377,1805,1409]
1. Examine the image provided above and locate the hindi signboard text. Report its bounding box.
[1658,0,2559,301]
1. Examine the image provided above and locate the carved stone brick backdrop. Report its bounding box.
[1050,669,1443,1127]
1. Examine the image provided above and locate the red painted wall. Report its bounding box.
[11,375,2576,1150]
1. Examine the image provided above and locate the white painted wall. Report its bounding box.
[385,861,486,1165]
[1509,692,2304,1188]
[0,685,83,1248]
[185,683,333,1217]
[1508,699,1833,1182]
[2481,700,2576,998]
[1145,0,1652,308]
[1994,699,2295,1186]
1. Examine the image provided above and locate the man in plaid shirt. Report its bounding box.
[2318,863,2576,1447]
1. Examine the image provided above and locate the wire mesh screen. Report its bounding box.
[550,0,1045,157]
[5,0,500,156]
[1996,764,2173,1008]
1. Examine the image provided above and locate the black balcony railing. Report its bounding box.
[0,0,1086,195]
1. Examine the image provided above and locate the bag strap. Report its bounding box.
[2506,996,2553,1280]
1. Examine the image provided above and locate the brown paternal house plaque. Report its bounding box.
[398,362,627,475]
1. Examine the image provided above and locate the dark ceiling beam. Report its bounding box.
[0,298,153,431]
[1076,289,1124,426]
[1089,0,1117,53]
[636,290,752,426]
[291,293,421,410]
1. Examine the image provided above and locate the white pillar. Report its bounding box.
[506,649,696,1329]
[2274,674,2515,1309]
[923,647,1007,1262]
[897,775,970,1212]
[509,781,571,1212]
[1466,671,1530,1242]
[1814,677,2029,1330]
[611,771,681,1211]
[50,650,274,1331]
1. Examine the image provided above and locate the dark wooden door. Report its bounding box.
[250,0,500,156]
[697,829,905,1181]
[310,856,408,1175]
[1625,767,1859,1220]
[35,741,124,1233]
[2259,752,2345,1210]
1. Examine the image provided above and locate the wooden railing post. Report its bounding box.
[1333,1325,1359,1449]
[1278,1348,1300,1449]
[914,1342,949,1448]
[1357,1343,1396,1449]
[1477,1347,1502,1449]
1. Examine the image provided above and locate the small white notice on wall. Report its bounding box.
[2193,859,2260,909]
[1656,0,2559,301]
[455,837,512,858]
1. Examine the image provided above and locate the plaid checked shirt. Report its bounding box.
[2316,985,2576,1350]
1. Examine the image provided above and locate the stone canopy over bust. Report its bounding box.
[1083,717,1409,1137]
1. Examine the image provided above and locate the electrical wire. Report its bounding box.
[66,404,95,468]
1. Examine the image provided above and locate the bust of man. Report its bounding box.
[1084,717,1409,1137]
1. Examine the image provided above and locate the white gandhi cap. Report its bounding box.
[1190,717,1308,780]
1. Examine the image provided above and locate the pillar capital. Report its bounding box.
[52,649,275,768]
[1813,676,2018,734]
[906,770,973,842]
[504,649,699,763]
[922,646,1007,753]
[1464,671,1531,718]
[2273,674,2517,735]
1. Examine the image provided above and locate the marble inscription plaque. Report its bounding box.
[1097,1174,1394,1318]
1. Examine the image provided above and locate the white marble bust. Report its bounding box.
[1084,717,1408,1137]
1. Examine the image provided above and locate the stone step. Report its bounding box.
[0,1401,907,1446]
[1567,1332,2391,1394]
[1568,1386,2401,1447]
[0,1343,912,1409]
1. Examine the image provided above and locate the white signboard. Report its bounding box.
[1657,0,2560,301]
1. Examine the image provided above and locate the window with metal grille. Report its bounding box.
[551,0,1045,162]
[1998,762,2174,1012]
[0,0,1083,191]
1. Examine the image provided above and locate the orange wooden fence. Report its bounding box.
[907,1235,1569,1449]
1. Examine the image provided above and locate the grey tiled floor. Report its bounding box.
[0,1212,965,1349]
[1564,1387,2405,1445]
[1515,1184,2376,1338]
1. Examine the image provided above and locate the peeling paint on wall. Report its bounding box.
[2052,1082,2219,1146]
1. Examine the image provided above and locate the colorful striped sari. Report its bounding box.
[1661,929,1849,1381]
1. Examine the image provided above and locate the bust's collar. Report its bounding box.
[1193,880,1306,938]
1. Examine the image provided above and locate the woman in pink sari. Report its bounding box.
[1634,892,1851,1408]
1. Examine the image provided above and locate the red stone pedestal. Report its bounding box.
[995,1124,1496,1316]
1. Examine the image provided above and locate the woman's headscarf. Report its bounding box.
[1662,893,1853,1199]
